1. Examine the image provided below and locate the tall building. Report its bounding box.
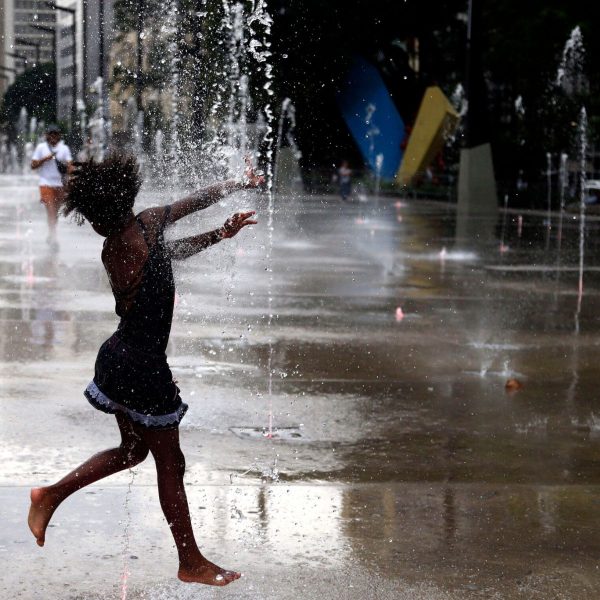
[83,0,114,93]
[55,0,82,123]
[0,2,7,95]
[0,0,114,127]
[56,0,114,125]
[1,0,56,94]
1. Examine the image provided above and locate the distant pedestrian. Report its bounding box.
[31,124,72,247]
[337,160,352,201]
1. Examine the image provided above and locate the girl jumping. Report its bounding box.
[27,154,262,586]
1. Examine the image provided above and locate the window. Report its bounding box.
[15,10,55,23]
[15,1,45,9]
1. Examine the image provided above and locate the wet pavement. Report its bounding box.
[2,174,600,598]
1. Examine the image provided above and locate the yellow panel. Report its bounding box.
[397,86,459,185]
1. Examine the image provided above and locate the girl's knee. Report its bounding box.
[167,448,186,478]
[172,447,186,478]
[122,441,149,466]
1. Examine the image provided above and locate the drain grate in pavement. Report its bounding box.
[229,426,305,441]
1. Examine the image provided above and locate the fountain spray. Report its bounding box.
[545,152,552,249]
[575,107,587,334]
[556,152,568,251]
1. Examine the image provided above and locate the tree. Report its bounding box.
[1,63,57,139]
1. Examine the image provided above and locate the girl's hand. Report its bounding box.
[220,211,258,239]
[243,157,265,189]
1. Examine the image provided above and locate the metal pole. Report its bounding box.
[82,0,88,92]
[99,0,104,78]
[136,0,145,111]
[73,14,77,130]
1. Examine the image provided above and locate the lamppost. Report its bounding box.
[15,38,41,66]
[44,1,77,130]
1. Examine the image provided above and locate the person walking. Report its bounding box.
[337,160,353,201]
[31,124,73,247]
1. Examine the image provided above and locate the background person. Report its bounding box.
[337,160,353,201]
[31,125,73,246]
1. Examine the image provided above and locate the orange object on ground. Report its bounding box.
[39,186,65,206]
[505,378,523,392]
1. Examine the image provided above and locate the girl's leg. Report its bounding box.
[28,413,149,547]
[132,424,240,587]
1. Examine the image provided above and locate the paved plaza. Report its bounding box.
[2,176,600,598]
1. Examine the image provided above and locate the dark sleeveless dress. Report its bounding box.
[84,206,188,429]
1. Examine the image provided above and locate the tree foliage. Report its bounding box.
[1,63,56,135]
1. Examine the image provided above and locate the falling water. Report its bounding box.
[119,469,137,600]
[272,97,302,192]
[499,194,509,253]
[88,77,108,161]
[17,107,27,141]
[224,3,248,175]
[168,0,181,180]
[364,103,380,195]
[556,152,568,251]
[556,26,586,96]
[450,83,468,118]
[246,0,276,440]
[133,111,145,170]
[545,152,552,249]
[374,153,384,201]
[514,95,525,118]
[575,107,587,334]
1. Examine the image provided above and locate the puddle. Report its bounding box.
[230,426,306,441]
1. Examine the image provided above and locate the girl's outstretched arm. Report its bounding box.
[167,161,264,224]
[166,211,257,260]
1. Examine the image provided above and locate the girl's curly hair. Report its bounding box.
[63,153,142,226]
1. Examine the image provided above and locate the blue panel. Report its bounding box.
[337,56,405,180]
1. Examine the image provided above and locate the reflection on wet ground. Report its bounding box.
[2,176,600,597]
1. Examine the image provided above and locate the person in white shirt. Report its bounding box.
[31,124,73,245]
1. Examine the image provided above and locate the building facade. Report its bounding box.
[55,0,82,123]
[1,0,115,127]
[1,0,56,94]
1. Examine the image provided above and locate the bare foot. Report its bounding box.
[28,487,58,547]
[178,557,241,586]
